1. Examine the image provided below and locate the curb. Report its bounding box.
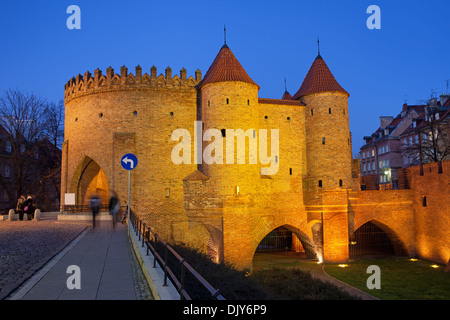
[127,224,179,300]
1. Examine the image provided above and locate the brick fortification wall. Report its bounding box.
[62,65,199,240]
[61,52,449,270]
[410,161,449,265]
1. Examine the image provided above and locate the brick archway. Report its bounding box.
[251,223,320,268]
[350,219,408,258]
[69,156,110,208]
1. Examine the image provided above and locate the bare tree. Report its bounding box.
[0,89,62,210]
[43,99,65,148]
[402,95,450,165]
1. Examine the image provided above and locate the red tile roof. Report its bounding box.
[281,91,293,100]
[293,54,348,99]
[258,98,305,106]
[197,44,259,89]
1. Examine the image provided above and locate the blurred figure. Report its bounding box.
[23,195,35,220]
[109,192,120,229]
[16,195,26,221]
[90,194,100,229]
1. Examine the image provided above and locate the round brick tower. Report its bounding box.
[293,53,353,198]
[198,44,261,196]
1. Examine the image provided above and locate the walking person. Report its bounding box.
[16,195,26,221]
[108,192,120,230]
[90,194,100,229]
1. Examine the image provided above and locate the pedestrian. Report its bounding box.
[90,194,100,229]
[23,195,35,220]
[16,195,26,221]
[121,201,129,224]
[108,192,120,229]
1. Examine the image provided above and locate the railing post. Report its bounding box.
[180,259,186,300]
[153,236,158,268]
[146,227,150,256]
[142,223,146,247]
[163,243,169,286]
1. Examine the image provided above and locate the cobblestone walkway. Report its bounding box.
[0,220,88,300]
[128,237,153,300]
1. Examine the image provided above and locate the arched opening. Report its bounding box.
[349,221,408,259]
[70,157,109,210]
[252,225,318,270]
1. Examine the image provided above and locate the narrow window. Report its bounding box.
[287,117,291,121]
[247,99,250,105]
[318,180,323,188]
[133,111,138,116]
[329,108,332,114]
[343,108,345,115]
[264,115,268,119]
[170,112,174,116]
[99,113,103,118]
[422,196,427,207]
[253,130,256,138]
[438,161,443,174]
[226,98,229,104]
[75,118,78,122]
[322,137,326,144]
[208,100,210,106]
[289,168,292,175]
[221,129,226,137]
[339,179,343,187]
[311,109,314,116]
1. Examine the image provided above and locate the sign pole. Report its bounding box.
[121,153,137,236]
[127,169,131,235]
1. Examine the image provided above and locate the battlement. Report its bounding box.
[64,65,202,102]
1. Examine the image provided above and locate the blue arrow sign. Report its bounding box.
[121,153,138,170]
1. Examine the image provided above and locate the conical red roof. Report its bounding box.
[293,54,348,99]
[198,44,259,89]
[281,91,293,100]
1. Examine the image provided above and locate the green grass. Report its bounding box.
[324,258,450,300]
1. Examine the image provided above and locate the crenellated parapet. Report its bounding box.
[64,65,202,102]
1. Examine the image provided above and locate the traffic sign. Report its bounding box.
[121,153,138,170]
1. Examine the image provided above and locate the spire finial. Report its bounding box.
[224,25,227,45]
[284,77,287,92]
[317,37,320,55]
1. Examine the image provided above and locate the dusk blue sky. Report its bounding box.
[0,1,449,155]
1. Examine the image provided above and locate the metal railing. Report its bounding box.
[129,210,225,300]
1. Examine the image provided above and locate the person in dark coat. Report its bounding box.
[16,195,26,221]
[90,194,100,229]
[108,192,120,229]
[23,195,35,220]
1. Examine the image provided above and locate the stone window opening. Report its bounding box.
[311,109,314,116]
[329,108,332,114]
[264,115,268,119]
[99,113,103,118]
[422,196,427,207]
[322,137,326,144]
[247,99,250,105]
[226,98,229,104]
[289,168,292,175]
[287,117,291,121]
[170,112,174,116]
[221,129,226,137]
[339,179,343,187]
[318,180,323,188]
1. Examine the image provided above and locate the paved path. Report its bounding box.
[3,220,152,300]
[0,219,88,300]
